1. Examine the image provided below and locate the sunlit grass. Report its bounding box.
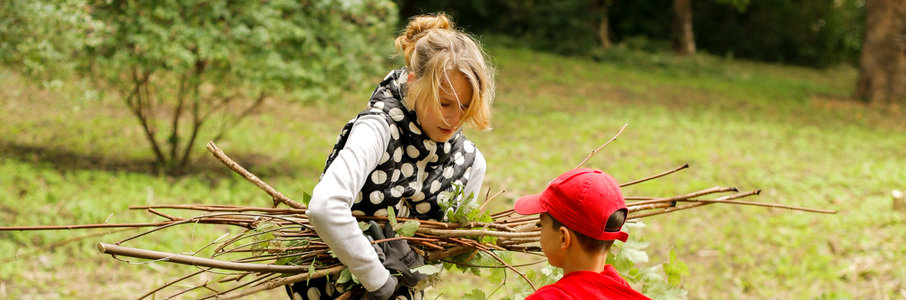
[2,44,904,299]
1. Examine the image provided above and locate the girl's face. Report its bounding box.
[414,71,473,142]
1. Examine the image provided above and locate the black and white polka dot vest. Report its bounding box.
[323,68,478,221]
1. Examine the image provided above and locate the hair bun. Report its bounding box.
[395,13,454,64]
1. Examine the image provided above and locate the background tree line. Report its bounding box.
[1,0,903,175]
[397,0,905,105]
[396,0,865,67]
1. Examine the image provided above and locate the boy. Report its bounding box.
[514,168,650,300]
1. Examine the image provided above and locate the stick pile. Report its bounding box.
[1,125,836,299]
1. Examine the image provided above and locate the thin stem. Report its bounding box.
[206,142,304,209]
[629,190,760,219]
[674,198,837,214]
[136,267,211,300]
[620,164,689,187]
[214,265,346,300]
[147,208,180,221]
[479,188,505,214]
[97,243,311,273]
[415,228,540,238]
[575,123,628,169]
[627,186,738,207]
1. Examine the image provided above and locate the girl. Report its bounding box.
[287,13,495,300]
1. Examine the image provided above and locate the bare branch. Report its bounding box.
[97,242,311,273]
[575,123,628,169]
[215,265,346,300]
[627,186,738,207]
[621,164,689,187]
[206,142,305,209]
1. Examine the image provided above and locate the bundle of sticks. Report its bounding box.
[1,125,836,299]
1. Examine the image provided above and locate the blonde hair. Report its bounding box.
[395,13,495,131]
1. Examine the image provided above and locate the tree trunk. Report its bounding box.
[399,0,419,19]
[671,0,696,55]
[856,0,906,105]
[597,0,612,50]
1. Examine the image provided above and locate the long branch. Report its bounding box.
[674,198,837,214]
[0,221,177,231]
[620,164,689,187]
[629,190,760,219]
[215,265,346,300]
[97,242,311,273]
[576,123,628,168]
[627,186,738,207]
[206,142,305,209]
[416,228,540,238]
[131,204,307,214]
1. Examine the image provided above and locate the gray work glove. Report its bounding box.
[367,274,397,300]
[365,221,427,288]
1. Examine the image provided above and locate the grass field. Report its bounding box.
[2,44,904,299]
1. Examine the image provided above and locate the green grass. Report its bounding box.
[2,45,905,299]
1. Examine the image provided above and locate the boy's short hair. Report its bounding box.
[543,211,625,252]
[515,168,630,242]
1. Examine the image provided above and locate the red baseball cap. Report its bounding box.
[514,168,629,242]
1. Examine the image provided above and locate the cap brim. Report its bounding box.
[599,231,629,243]
[514,194,546,215]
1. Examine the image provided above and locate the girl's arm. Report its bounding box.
[463,148,486,203]
[306,115,392,292]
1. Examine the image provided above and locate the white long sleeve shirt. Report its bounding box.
[306,115,486,292]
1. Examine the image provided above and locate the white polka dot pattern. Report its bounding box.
[307,287,321,300]
[389,108,405,121]
[406,145,420,158]
[371,170,387,184]
[415,202,432,214]
[369,191,383,204]
[390,124,399,140]
[464,141,475,153]
[393,147,402,162]
[409,122,422,134]
[401,163,414,177]
[390,186,405,198]
[429,180,441,193]
[374,208,388,217]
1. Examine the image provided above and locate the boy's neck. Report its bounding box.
[561,248,610,275]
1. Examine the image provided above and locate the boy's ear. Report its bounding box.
[558,226,571,250]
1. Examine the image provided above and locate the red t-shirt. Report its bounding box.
[525,265,651,300]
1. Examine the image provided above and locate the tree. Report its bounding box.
[671,0,696,55]
[671,0,752,56]
[1,0,399,174]
[597,0,613,50]
[856,0,906,104]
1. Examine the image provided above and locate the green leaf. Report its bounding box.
[301,191,312,206]
[462,288,487,300]
[306,257,317,285]
[395,220,420,237]
[337,268,352,284]
[620,240,650,264]
[387,206,397,227]
[663,249,689,287]
[411,263,443,276]
[358,221,371,233]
